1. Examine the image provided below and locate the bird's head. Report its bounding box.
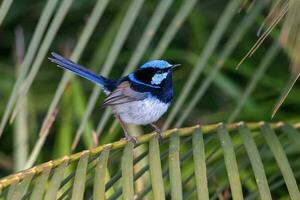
[129,60,180,88]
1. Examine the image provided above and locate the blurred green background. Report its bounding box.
[0,0,299,179]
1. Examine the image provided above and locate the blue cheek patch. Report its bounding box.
[151,73,167,85]
[128,74,161,88]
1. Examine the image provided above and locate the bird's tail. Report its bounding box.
[49,52,115,92]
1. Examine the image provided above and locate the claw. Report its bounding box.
[122,134,138,144]
[116,115,138,144]
[157,132,163,143]
[154,127,163,142]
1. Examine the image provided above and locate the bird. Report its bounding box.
[49,52,180,143]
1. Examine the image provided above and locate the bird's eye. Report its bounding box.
[157,70,162,74]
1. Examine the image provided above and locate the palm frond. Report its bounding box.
[175,0,268,128]
[0,122,299,199]
[0,0,13,27]
[11,0,74,123]
[163,0,243,130]
[228,42,280,123]
[0,0,59,136]
[1,1,300,199]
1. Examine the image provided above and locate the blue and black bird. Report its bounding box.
[49,53,180,143]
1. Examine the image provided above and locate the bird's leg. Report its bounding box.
[150,123,163,142]
[116,115,138,143]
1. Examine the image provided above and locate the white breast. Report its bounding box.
[112,98,169,125]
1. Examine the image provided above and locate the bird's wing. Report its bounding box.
[102,81,148,107]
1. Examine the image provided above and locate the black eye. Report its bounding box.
[134,68,156,84]
[157,70,163,74]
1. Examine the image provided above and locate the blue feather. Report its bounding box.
[141,60,171,69]
[128,73,160,89]
[49,53,116,92]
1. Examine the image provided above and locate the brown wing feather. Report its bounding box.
[102,81,148,107]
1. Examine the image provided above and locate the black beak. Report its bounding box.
[171,64,181,70]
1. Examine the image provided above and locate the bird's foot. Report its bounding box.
[122,134,138,144]
[151,124,163,143]
[156,130,163,143]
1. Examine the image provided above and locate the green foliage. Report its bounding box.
[0,122,299,199]
[0,0,300,199]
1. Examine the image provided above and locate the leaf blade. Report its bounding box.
[239,123,272,200]
[217,124,244,200]
[122,143,135,200]
[169,133,183,200]
[149,138,165,200]
[260,122,300,200]
[93,149,110,200]
[192,128,209,200]
[71,152,89,200]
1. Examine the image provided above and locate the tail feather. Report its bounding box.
[49,52,115,92]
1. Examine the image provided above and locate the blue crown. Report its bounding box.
[140,60,171,69]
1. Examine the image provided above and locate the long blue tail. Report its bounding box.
[49,52,116,92]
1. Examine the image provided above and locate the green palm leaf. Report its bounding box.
[0,122,299,199]
[0,0,300,199]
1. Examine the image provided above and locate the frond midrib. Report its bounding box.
[0,121,298,190]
